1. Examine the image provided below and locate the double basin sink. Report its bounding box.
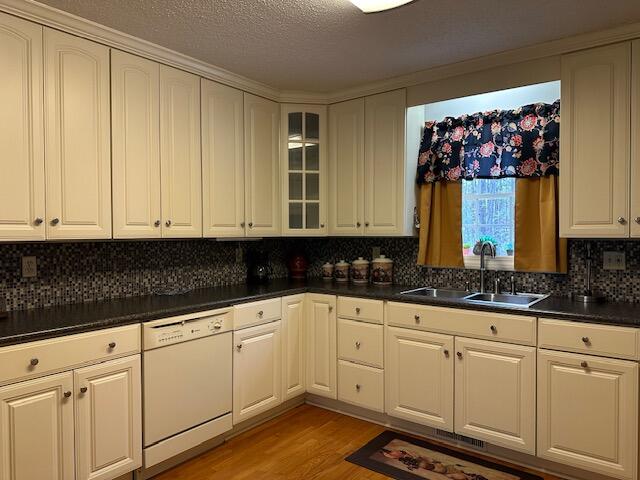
[400,287,548,308]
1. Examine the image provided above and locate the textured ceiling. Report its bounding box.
[36,0,640,92]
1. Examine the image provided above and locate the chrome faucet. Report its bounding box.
[479,241,496,293]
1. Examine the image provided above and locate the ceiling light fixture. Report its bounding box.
[348,0,415,13]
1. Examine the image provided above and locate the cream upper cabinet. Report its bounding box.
[160,65,202,238]
[538,349,638,480]
[282,295,306,400]
[632,40,640,237]
[305,294,337,399]
[0,372,74,480]
[454,337,536,455]
[385,326,454,431]
[0,13,45,241]
[44,28,112,240]
[560,42,631,238]
[111,51,161,239]
[74,355,142,480]
[201,79,245,238]
[244,93,280,237]
[364,89,407,236]
[233,321,282,424]
[281,105,327,236]
[328,98,365,236]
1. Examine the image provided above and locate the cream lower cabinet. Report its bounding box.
[537,349,638,480]
[282,295,306,400]
[305,294,337,399]
[74,355,142,480]
[44,28,112,240]
[454,337,536,455]
[233,321,282,424]
[0,13,45,241]
[0,372,75,480]
[385,326,453,431]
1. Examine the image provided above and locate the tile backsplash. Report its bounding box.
[1,237,640,312]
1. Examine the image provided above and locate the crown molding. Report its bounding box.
[3,0,640,105]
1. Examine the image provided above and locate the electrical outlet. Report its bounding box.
[21,256,37,278]
[372,246,381,259]
[235,246,243,263]
[603,251,626,270]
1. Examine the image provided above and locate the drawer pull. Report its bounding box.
[490,325,497,334]
[414,314,420,323]
[257,310,264,318]
[355,341,361,349]
[29,358,39,367]
[108,342,116,349]
[581,361,589,369]
[355,307,361,314]
[355,384,361,391]
[456,352,463,359]
[213,322,222,330]
[236,344,243,351]
[443,349,449,357]
[582,336,590,344]
[64,391,72,398]
[80,387,88,394]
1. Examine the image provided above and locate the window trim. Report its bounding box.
[463,255,514,271]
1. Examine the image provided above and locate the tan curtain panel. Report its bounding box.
[417,181,464,268]
[515,175,567,273]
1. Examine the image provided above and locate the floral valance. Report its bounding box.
[416,100,560,184]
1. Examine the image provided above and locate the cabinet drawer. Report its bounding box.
[539,318,640,360]
[337,297,383,324]
[338,319,383,368]
[337,360,384,412]
[0,324,140,385]
[233,298,281,330]
[386,302,536,346]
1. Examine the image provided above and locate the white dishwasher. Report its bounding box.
[142,308,233,468]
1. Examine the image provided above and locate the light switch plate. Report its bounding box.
[21,256,37,278]
[603,251,625,270]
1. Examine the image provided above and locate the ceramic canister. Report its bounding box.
[371,254,393,286]
[351,257,370,284]
[334,260,350,283]
[321,262,334,281]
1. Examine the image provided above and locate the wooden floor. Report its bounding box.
[154,404,562,479]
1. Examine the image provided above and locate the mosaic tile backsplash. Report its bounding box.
[1,237,639,311]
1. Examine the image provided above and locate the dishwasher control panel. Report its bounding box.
[143,308,233,350]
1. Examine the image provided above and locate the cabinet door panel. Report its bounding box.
[305,294,337,399]
[0,13,45,241]
[632,40,640,237]
[560,43,630,237]
[160,65,202,238]
[282,295,305,400]
[328,99,364,236]
[0,372,74,480]
[244,93,280,237]
[202,79,245,237]
[386,326,453,430]
[111,51,161,239]
[233,321,282,424]
[455,337,536,454]
[538,349,638,480]
[74,355,142,480]
[44,29,111,239]
[364,89,406,236]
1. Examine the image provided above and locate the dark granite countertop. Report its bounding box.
[2,278,640,346]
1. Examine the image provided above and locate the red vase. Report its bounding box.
[288,253,308,280]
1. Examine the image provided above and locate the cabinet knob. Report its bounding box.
[618,216,626,225]
[29,358,39,367]
[248,222,253,228]
[236,344,243,351]
[64,391,72,398]
[240,221,245,228]
[213,323,222,330]
[257,310,264,318]
[582,336,590,344]
[320,223,325,228]
[490,325,497,334]
[34,217,43,226]
[80,387,88,394]
[365,222,370,227]
[456,352,463,359]
[414,314,420,323]
[356,222,361,228]
[355,307,361,314]
[355,341,361,349]
[50,218,59,226]
[581,361,589,369]
[328,305,333,312]
[443,349,449,357]
[154,220,161,227]
[165,220,172,227]
[108,342,116,349]
[635,217,640,225]
[355,384,361,391]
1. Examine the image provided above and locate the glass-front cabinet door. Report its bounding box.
[281,105,327,236]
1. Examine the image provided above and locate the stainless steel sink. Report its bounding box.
[464,292,548,308]
[400,287,470,299]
